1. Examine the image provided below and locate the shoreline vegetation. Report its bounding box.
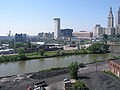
[0,43,111,63]
[0,49,111,63]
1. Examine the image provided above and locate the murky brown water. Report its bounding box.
[0,46,120,77]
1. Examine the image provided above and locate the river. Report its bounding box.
[0,46,120,77]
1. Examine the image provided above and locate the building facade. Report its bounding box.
[37,32,54,39]
[93,24,104,38]
[116,7,120,34]
[105,27,116,35]
[15,33,27,42]
[109,60,120,77]
[108,7,114,28]
[53,18,60,39]
[60,29,73,38]
[72,31,93,39]
[105,7,116,35]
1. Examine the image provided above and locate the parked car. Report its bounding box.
[64,78,70,82]
[79,63,86,67]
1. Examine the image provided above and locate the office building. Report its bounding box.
[108,7,114,27]
[72,31,93,39]
[37,32,54,39]
[53,18,60,39]
[105,7,116,35]
[93,24,105,38]
[15,33,27,42]
[60,29,73,38]
[105,27,116,35]
[116,7,120,34]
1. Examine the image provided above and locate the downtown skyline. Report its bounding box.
[0,0,120,36]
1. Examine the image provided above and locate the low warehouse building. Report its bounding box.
[109,60,120,77]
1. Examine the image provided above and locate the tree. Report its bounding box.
[88,43,110,53]
[68,62,79,79]
[9,39,15,48]
[102,34,109,44]
[38,49,45,56]
[18,48,26,59]
[72,80,86,89]
[26,39,31,48]
[102,44,110,52]
[31,44,37,50]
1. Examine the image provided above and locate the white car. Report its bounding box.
[64,78,70,82]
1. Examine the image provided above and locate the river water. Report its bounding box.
[0,46,120,77]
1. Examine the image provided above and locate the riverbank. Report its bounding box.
[0,59,119,90]
[0,49,111,63]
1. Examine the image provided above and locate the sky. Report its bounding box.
[0,0,120,36]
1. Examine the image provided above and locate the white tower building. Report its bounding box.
[53,18,60,39]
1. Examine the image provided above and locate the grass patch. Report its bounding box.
[103,70,120,80]
[90,60,103,63]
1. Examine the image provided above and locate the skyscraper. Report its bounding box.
[53,18,60,39]
[116,7,120,26]
[116,7,120,34]
[105,7,116,35]
[108,7,114,27]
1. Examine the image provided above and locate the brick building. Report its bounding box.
[109,60,120,77]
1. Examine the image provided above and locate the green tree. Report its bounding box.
[102,44,110,52]
[18,48,26,59]
[68,62,79,79]
[72,80,86,89]
[26,39,31,48]
[88,43,110,53]
[9,39,15,48]
[14,43,25,48]
[102,34,109,44]
[38,49,45,56]
[31,44,37,50]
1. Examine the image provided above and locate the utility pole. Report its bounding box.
[96,63,97,72]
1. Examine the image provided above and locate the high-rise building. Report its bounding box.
[105,7,116,35]
[116,7,120,34]
[53,18,60,39]
[108,7,114,27]
[93,24,104,38]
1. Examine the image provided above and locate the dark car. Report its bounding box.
[79,63,86,67]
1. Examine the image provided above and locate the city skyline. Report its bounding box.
[0,0,120,36]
